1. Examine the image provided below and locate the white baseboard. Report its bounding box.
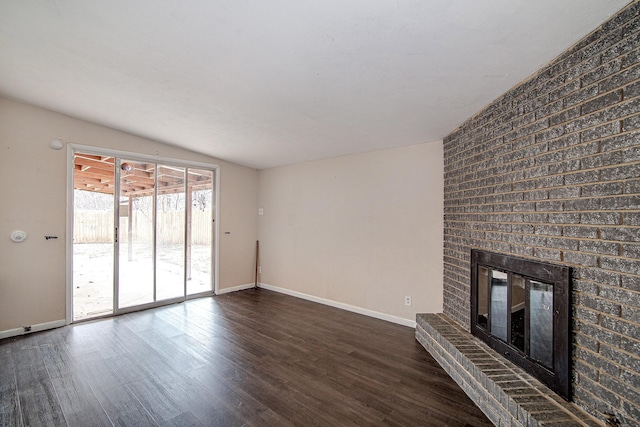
[258,283,416,328]
[0,287,415,339]
[217,283,256,295]
[0,319,67,340]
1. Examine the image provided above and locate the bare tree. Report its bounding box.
[74,190,113,210]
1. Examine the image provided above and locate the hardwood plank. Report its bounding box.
[11,341,50,389]
[49,374,112,427]
[70,352,123,391]
[188,365,296,427]
[36,336,112,426]
[144,360,244,427]
[0,386,23,427]
[158,412,204,427]
[125,378,190,424]
[91,383,159,427]
[17,388,66,427]
[102,352,158,388]
[10,340,66,426]
[129,329,205,372]
[0,344,23,427]
[0,289,492,426]
[37,335,84,381]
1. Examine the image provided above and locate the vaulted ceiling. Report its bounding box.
[0,1,630,169]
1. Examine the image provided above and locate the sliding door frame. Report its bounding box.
[65,144,220,324]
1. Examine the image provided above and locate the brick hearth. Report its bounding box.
[416,314,602,427]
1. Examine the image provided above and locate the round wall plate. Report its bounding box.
[10,230,27,242]
[49,138,64,150]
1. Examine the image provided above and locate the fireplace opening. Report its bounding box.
[470,249,571,399]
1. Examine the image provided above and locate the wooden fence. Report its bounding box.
[74,210,213,244]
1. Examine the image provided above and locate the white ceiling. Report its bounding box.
[0,1,630,169]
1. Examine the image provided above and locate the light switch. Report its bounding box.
[258,208,264,216]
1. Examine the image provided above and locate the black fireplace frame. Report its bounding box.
[470,249,571,399]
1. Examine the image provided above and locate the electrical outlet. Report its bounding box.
[404,296,411,306]
[258,266,261,274]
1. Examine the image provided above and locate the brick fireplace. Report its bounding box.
[417,2,640,426]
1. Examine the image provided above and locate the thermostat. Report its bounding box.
[10,230,27,243]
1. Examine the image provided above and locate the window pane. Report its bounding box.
[156,165,186,301]
[119,160,155,308]
[510,275,526,352]
[73,152,115,320]
[490,270,508,342]
[187,169,214,295]
[530,280,554,370]
[477,266,489,329]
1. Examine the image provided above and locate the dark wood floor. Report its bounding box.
[0,289,491,426]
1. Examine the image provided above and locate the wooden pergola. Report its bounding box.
[73,153,213,196]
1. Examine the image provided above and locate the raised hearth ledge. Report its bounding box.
[416,314,603,427]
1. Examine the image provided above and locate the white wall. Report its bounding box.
[0,97,258,332]
[257,142,444,323]
[0,95,442,332]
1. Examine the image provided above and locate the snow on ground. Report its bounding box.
[73,243,213,320]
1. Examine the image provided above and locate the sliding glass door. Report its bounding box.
[187,169,214,295]
[72,154,116,319]
[72,150,216,322]
[156,165,186,301]
[118,159,155,308]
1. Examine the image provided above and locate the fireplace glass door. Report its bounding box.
[476,266,554,370]
[471,249,571,399]
[530,280,554,369]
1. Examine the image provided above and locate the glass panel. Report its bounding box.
[119,160,155,308]
[187,169,214,295]
[510,275,526,351]
[477,266,489,329]
[490,270,508,342]
[530,280,554,370]
[156,165,186,301]
[73,153,115,320]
